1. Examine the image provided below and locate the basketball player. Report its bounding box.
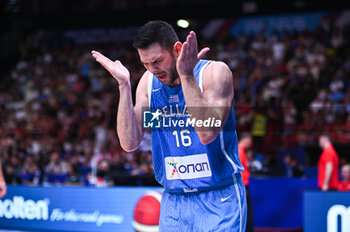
[0,160,6,198]
[92,20,246,231]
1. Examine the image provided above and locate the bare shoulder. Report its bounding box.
[136,71,151,97]
[134,71,151,109]
[206,60,231,71]
[203,61,233,89]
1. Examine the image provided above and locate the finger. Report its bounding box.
[95,57,112,71]
[190,31,198,55]
[198,47,210,59]
[91,50,103,59]
[189,31,198,52]
[91,51,115,72]
[180,41,188,58]
[185,32,196,56]
[91,51,112,65]
[95,53,111,65]
[91,51,106,63]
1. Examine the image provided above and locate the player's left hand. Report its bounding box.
[176,31,210,77]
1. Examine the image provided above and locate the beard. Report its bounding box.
[167,56,180,87]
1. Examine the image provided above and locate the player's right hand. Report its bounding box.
[91,50,130,86]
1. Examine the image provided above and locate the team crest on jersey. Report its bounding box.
[168,95,180,103]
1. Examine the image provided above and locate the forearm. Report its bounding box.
[117,83,143,151]
[180,75,224,144]
[91,50,143,151]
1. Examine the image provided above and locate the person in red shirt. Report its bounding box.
[238,134,252,186]
[338,164,350,191]
[238,133,253,232]
[318,134,339,191]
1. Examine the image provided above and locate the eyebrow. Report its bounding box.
[142,57,162,65]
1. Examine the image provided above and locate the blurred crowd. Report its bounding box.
[0,15,349,186]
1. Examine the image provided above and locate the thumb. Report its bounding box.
[197,47,210,59]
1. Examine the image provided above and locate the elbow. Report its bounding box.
[120,139,140,152]
[121,144,139,152]
[117,131,142,152]
[198,132,218,145]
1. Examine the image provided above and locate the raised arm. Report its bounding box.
[176,32,233,144]
[91,51,149,152]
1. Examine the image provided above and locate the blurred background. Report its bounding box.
[0,0,349,232]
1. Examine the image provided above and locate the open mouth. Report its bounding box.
[156,72,167,80]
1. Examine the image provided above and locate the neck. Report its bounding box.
[168,76,181,87]
[323,143,331,148]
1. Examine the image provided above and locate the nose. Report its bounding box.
[148,64,159,74]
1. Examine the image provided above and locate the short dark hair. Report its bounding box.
[239,132,252,141]
[320,132,331,141]
[133,20,179,51]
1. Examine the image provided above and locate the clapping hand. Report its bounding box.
[176,31,210,77]
[91,50,130,86]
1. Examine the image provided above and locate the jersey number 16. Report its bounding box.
[172,129,192,147]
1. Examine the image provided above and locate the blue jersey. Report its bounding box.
[147,59,244,193]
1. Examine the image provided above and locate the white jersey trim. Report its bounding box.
[199,61,211,93]
[147,72,153,107]
[220,130,238,173]
[220,130,243,232]
[233,174,243,232]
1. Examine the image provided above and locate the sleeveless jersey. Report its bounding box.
[147,59,244,193]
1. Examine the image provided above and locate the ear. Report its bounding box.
[173,42,182,57]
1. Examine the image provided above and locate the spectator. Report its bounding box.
[45,152,69,184]
[318,134,339,191]
[238,133,253,186]
[130,163,152,176]
[109,152,126,175]
[251,107,268,154]
[20,156,41,185]
[94,159,112,187]
[4,155,22,185]
[247,150,263,174]
[338,164,350,191]
[65,162,82,186]
[284,153,306,177]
